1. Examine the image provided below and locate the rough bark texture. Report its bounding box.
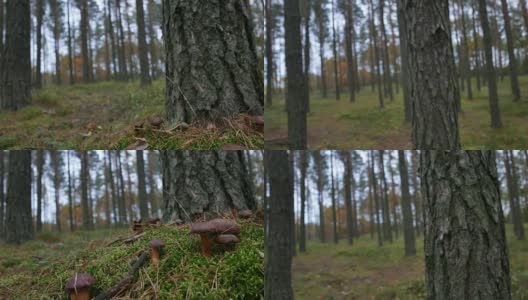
[402,0,460,149]
[160,151,256,224]
[477,0,502,128]
[1,0,31,110]
[421,151,511,299]
[398,151,415,256]
[5,151,33,244]
[137,150,149,220]
[285,0,307,149]
[499,0,521,101]
[163,0,264,124]
[264,151,293,300]
[136,0,151,86]
[299,151,307,252]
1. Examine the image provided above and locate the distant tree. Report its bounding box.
[36,151,45,232]
[67,0,75,84]
[80,151,91,230]
[299,150,308,252]
[313,0,329,98]
[107,151,118,224]
[397,151,415,256]
[503,151,525,240]
[264,150,293,300]
[67,151,75,231]
[162,1,264,124]
[115,0,128,80]
[330,0,340,100]
[79,0,91,82]
[136,150,149,220]
[499,0,521,101]
[1,0,31,110]
[378,150,392,242]
[312,151,326,242]
[265,0,273,107]
[330,152,338,243]
[368,151,382,246]
[116,151,128,223]
[421,151,511,298]
[49,0,63,85]
[147,151,159,217]
[368,0,383,108]
[36,0,44,88]
[5,151,33,244]
[338,150,354,245]
[147,0,160,78]
[396,0,410,122]
[0,151,5,237]
[136,0,151,86]
[50,151,63,232]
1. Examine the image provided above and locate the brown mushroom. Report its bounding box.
[214,234,240,245]
[190,219,240,257]
[149,239,165,265]
[65,273,96,300]
[238,210,253,219]
[148,116,164,129]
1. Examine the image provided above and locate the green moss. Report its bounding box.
[0,220,263,300]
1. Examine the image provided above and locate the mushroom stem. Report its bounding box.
[200,233,212,257]
[151,247,160,265]
[69,287,90,300]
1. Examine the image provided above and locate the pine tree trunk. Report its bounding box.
[378,151,392,242]
[5,151,33,244]
[51,0,61,85]
[303,0,311,112]
[477,0,502,128]
[67,0,75,84]
[402,0,460,149]
[80,0,90,82]
[264,151,293,300]
[36,0,44,88]
[0,151,4,238]
[124,0,135,78]
[499,0,521,101]
[340,151,354,244]
[344,0,355,102]
[51,151,62,232]
[160,151,256,223]
[107,0,118,76]
[147,151,159,218]
[411,150,422,236]
[80,151,91,230]
[459,0,473,100]
[103,155,111,227]
[368,0,384,109]
[331,0,340,100]
[116,151,128,223]
[503,151,525,240]
[265,0,273,107]
[115,0,128,80]
[36,150,44,232]
[369,151,383,247]
[162,0,264,124]
[396,0,411,122]
[107,151,118,224]
[137,150,149,220]
[471,1,482,91]
[421,151,511,299]
[1,0,31,110]
[330,153,338,243]
[67,152,75,231]
[398,151,415,256]
[299,150,307,252]
[147,0,159,78]
[379,0,393,102]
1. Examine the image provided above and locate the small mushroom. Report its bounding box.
[149,239,165,265]
[65,273,96,300]
[238,210,253,219]
[148,116,164,129]
[214,234,240,245]
[190,219,240,257]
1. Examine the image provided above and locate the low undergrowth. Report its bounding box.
[0,220,264,299]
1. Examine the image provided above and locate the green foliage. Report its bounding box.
[0,221,263,300]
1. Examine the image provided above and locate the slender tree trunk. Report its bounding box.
[303,0,311,112]
[137,150,149,220]
[51,0,61,85]
[1,0,31,110]
[331,0,340,100]
[499,0,521,101]
[80,152,91,230]
[330,153,338,243]
[503,151,525,240]
[264,151,293,300]
[107,0,118,77]
[116,0,128,80]
[103,155,111,227]
[160,151,256,223]
[35,0,44,88]
[478,0,503,128]
[411,150,422,236]
[340,151,354,244]
[107,151,118,224]
[368,0,384,109]
[472,3,482,91]
[421,151,511,299]
[80,0,91,82]
[136,0,151,85]
[124,0,135,78]
[0,0,3,61]
[344,0,355,102]
[103,6,111,79]
[162,0,263,124]
[459,0,473,100]
[379,0,393,101]
[367,153,375,240]
[388,152,399,239]
[370,151,383,247]
[265,0,273,107]
[51,151,62,232]
[36,151,44,232]
[67,0,75,84]
[116,151,127,223]
[402,0,460,149]
[520,0,528,34]
[398,151,415,256]
[5,151,33,244]
[147,0,159,78]
[67,152,75,231]
[147,151,158,218]
[378,151,392,242]
[396,0,411,122]
[299,151,307,252]
[0,151,4,238]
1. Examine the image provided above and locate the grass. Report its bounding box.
[0,80,263,150]
[0,219,264,299]
[265,75,528,149]
[293,224,528,299]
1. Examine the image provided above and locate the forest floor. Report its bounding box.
[0,80,264,150]
[292,224,528,299]
[266,75,528,149]
[0,220,264,299]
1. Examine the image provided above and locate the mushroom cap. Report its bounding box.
[65,273,96,290]
[214,234,240,244]
[190,219,240,235]
[149,239,165,248]
[149,116,163,127]
[238,210,253,218]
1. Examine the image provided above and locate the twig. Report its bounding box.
[124,232,146,244]
[106,236,127,246]
[144,267,158,300]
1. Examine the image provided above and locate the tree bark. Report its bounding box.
[137,150,149,220]
[67,0,75,84]
[340,151,354,244]
[503,151,525,240]
[160,151,256,223]
[5,151,33,244]
[0,151,4,237]
[36,150,44,232]
[35,0,44,88]
[1,0,31,110]
[299,150,307,252]
[265,0,273,107]
[80,0,91,82]
[115,0,128,80]
[477,0,502,128]
[50,151,62,232]
[264,150,293,300]
[378,150,392,242]
[80,151,91,230]
[368,0,384,109]
[402,0,460,149]
[398,151,415,256]
[499,0,521,101]
[369,151,382,247]
[162,0,264,124]
[330,0,340,100]
[421,151,511,299]
[343,0,355,102]
[116,151,128,223]
[136,0,151,86]
[67,152,75,231]
[396,0,411,122]
[314,1,327,98]
[302,0,311,111]
[50,0,61,85]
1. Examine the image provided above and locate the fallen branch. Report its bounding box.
[124,232,146,244]
[94,251,149,300]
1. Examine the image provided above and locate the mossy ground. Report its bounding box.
[293,224,528,299]
[266,75,528,149]
[0,80,263,150]
[0,219,264,299]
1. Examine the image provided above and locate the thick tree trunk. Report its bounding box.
[285,0,307,149]
[5,151,33,244]
[1,0,31,110]
[398,151,415,256]
[299,151,307,252]
[137,150,149,220]
[396,0,411,122]
[36,150,44,232]
[421,151,511,299]
[162,0,263,124]
[136,0,151,86]
[264,150,293,300]
[402,0,460,149]
[80,151,91,230]
[477,0,502,128]
[160,151,256,223]
[499,0,521,101]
